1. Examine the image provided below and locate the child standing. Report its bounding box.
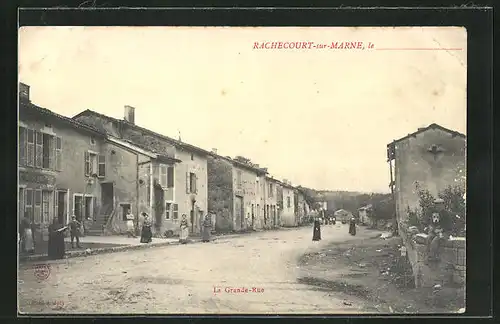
[69,215,82,248]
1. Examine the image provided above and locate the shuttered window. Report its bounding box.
[159,164,168,187]
[172,204,179,219]
[55,137,62,171]
[18,127,26,166]
[34,189,42,224]
[98,155,106,177]
[167,166,174,188]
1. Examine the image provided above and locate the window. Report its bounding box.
[165,202,172,219]
[19,127,26,165]
[84,196,94,220]
[42,133,54,169]
[90,137,96,145]
[172,204,179,219]
[167,166,174,188]
[256,180,260,194]
[18,188,25,220]
[85,151,106,177]
[42,190,52,223]
[159,164,168,187]
[98,155,106,177]
[25,189,33,222]
[268,183,274,198]
[34,190,42,224]
[287,196,291,208]
[257,204,260,218]
[121,204,131,221]
[190,153,194,161]
[236,170,242,189]
[187,172,197,193]
[27,129,34,167]
[19,128,62,170]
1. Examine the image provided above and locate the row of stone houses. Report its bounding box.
[17,83,311,241]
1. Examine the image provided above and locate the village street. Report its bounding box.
[18,225,385,314]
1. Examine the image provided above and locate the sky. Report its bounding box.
[18,27,467,193]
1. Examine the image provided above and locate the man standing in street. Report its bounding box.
[69,215,82,248]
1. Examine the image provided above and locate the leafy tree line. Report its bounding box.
[298,187,395,221]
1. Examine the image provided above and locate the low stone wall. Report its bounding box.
[400,223,465,288]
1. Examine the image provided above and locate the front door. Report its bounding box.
[57,191,67,225]
[154,186,164,231]
[101,183,114,215]
[74,196,83,221]
[235,196,243,231]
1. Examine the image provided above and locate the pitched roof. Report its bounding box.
[208,152,268,175]
[387,123,466,147]
[73,109,211,156]
[20,101,105,137]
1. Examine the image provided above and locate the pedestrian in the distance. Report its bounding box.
[125,210,136,238]
[140,213,153,243]
[179,214,189,244]
[312,217,321,241]
[349,217,357,236]
[69,215,82,248]
[201,214,212,242]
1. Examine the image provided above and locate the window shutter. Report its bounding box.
[55,137,62,171]
[167,166,174,188]
[35,131,43,168]
[84,151,90,176]
[98,155,106,177]
[194,174,198,193]
[49,136,55,170]
[18,127,26,166]
[34,189,42,224]
[186,172,190,193]
[54,191,59,224]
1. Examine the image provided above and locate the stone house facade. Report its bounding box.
[280,181,296,227]
[295,188,310,225]
[262,176,279,229]
[387,123,466,227]
[207,153,267,232]
[73,107,210,236]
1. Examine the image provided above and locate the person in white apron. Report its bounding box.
[179,214,189,244]
[20,218,35,254]
[126,210,136,238]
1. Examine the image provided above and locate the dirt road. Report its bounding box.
[18,225,381,314]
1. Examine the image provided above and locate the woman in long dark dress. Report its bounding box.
[140,213,153,243]
[201,214,212,242]
[312,218,321,241]
[349,217,357,236]
[48,218,66,259]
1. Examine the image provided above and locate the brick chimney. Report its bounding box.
[211,148,218,155]
[19,82,30,102]
[124,105,135,124]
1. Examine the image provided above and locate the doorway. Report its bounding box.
[74,195,83,221]
[251,204,255,229]
[154,185,164,231]
[234,196,243,231]
[101,183,114,215]
[57,191,67,225]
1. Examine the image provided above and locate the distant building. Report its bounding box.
[279,180,296,227]
[207,152,267,232]
[387,123,466,229]
[263,176,279,229]
[334,209,353,222]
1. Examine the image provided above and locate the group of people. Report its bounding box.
[124,210,214,245]
[312,216,357,241]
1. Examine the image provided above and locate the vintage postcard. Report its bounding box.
[18,26,466,314]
